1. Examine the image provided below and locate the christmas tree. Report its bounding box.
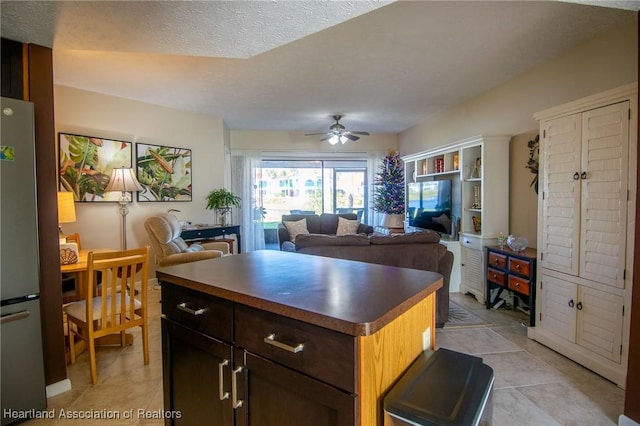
[373,150,405,214]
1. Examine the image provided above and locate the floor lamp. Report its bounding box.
[105,167,143,250]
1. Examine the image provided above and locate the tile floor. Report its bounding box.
[26,289,624,425]
[438,292,625,426]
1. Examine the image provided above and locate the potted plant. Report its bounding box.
[373,150,405,228]
[205,188,241,226]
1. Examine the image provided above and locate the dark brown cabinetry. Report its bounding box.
[238,351,355,426]
[486,246,537,326]
[161,282,356,426]
[162,319,233,426]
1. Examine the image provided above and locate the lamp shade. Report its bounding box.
[57,192,76,224]
[105,167,144,193]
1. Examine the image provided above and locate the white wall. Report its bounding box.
[399,21,638,243]
[231,130,398,154]
[54,85,226,259]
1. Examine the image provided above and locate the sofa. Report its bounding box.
[285,230,453,327]
[277,213,374,250]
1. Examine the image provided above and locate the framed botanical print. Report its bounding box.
[58,133,132,202]
[136,143,192,202]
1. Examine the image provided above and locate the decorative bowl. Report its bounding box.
[506,234,528,252]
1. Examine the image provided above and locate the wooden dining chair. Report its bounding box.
[64,246,150,384]
[61,233,82,304]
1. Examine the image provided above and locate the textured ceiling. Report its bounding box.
[1,1,638,134]
[1,1,391,58]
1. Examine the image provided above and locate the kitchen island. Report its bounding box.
[157,250,442,426]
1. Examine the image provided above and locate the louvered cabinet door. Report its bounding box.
[579,101,629,289]
[539,114,582,276]
[576,285,624,363]
[538,273,577,342]
[461,246,485,303]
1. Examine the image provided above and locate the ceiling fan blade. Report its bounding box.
[308,115,370,143]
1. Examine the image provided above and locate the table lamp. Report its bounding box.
[57,191,76,244]
[105,167,144,250]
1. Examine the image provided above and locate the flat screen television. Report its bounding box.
[407,180,452,234]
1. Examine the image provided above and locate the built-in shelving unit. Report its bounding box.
[403,135,511,303]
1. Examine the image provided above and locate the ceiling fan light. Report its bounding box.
[340,135,349,144]
[329,135,339,145]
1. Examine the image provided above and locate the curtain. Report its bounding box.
[367,151,386,227]
[231,152,265,252]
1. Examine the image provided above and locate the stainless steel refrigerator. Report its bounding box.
[1,97,47,425]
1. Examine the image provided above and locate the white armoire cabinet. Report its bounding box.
[528,83,637,387]
[403,135,510,304]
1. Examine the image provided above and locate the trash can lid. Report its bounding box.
[384,348,494,426]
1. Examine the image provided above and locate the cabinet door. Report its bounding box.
[237,352,355,426]
[579,101,629,289]
[162,318,233,426]
[538,273,577,342]
[461,246,485,303]
[576,286,624,363]
[539,114,582,276]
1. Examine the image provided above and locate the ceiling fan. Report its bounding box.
[305,115,370,144]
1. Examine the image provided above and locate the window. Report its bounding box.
[260,159,368,248]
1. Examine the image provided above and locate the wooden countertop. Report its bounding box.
[156,250,442,337]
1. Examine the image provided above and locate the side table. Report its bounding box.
[486,245,537,326]
[180,225,241,254]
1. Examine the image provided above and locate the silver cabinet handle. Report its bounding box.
[218,359,229,400]
[264,333,304,354]
[0,310,30,325]
[232,366,243,409]
[177,302,206,316]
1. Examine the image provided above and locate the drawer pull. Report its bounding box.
[219,359,230,400]
[568,299,575,308]
[514,264,521,271]
[264,333,304,354]
[232,366,243,409]
[177,302,206,316]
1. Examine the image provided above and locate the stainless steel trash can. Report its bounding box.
[384,348,494,426]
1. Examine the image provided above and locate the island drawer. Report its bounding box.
[161,283,233,343]
[234,304,356,393]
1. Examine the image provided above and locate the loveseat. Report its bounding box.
[277,213,374,250]
[285,231,453,327]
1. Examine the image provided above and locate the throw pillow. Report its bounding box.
[336,217,360,236]
[432,214,452,234]
[284,218,309,242]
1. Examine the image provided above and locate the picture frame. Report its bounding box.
[135,143,192,202]
[58,133,133,202]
